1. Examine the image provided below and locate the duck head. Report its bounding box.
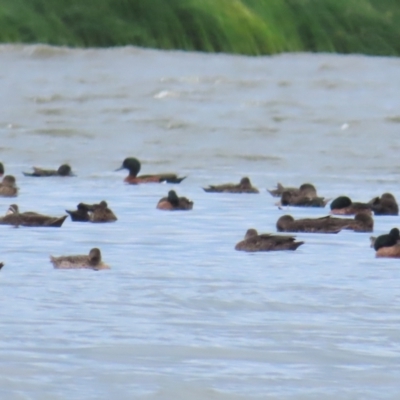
[244,229,258,240]
[2,175,17,188]
[167,190,179,206]
[0,162,4,176]
[6,204,19,215]
[115,157,141,176]
[299,183,317,196]
[280,191,292,206]
[276,215,295,230]
[88,248,102,265]
[57,164,74,176]
[239,177,252,189]
[330,196,352,210]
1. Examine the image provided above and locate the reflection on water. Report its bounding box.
[1,45,400,399]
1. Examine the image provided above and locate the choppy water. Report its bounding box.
[1,45,400,399]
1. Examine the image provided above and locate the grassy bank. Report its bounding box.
[0,0,399,55]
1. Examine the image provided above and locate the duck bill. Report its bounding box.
[115,165,124,172]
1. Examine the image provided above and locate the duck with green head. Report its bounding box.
[157,190,193,210]
[235,228,304,252]
[50,248,110,270]
[0,175,18,197]
[23,164,75,177]
[372,228,400,257]
[203,177,259,193]
[330,196,371,215]
[116,157,185,184]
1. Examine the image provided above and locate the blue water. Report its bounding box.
[1,45,400,399]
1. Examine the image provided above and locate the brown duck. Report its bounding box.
[235,229,304,252]
[368,193,399,216]
[157,190,193,211]
[23,164,75,177]
[0,175,18,197]
[66,201,117,222]
[50,248,110,270]
[277,213,373,233]
[203,177,259,193]
[0,204,67,227]
[276,215,341,234]
[268,182,317,198]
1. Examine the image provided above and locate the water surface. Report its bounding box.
[1,45,400,399]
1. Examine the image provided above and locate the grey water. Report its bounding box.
[1,45,400,399]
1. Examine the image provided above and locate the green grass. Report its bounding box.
[0,0,399,55]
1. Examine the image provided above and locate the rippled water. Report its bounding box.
[1,45,400,399]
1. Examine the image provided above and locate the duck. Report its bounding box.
[276,215,341,233]
[0,204,67,227]
[157,190,193,210]
[66,201,117,222]
[280,190,328,208]
[371,228,400,258]
[50,248,110,270]
[267,183,298,197]
[0,175,18,197]
[235,229,304,252]
[0,162,4,177]
[203,177,259,193]
[268,182,318,198]
[115,157,185,184]
[90,201,117,222]
[23,164,75,177]
[66,203,92,222]
[330,196,371,215]
[368,193,399,216]
[277,213,373,233]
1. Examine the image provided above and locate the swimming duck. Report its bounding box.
[373,228,400,250]
[371,228,400,257]
[0,162,4,177]
[23,164,75,177]
[90,201,117,222]
[50,248,110,270]
[267,183,298,197]
[116,157,185,184]
[66,203,92,222]
[66,201,117,222]
[330,196,371,215]
[277,213,373,233]
[203,177,259,193]
[157,190,193,210]
[276,215,341,233]
[0,175,18,197]
[235,229,304,252]
[332,212,374,232]
[368,193,399,216]
[268,182,318,198]
[0,204,67,227]
[280,190,328,208]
